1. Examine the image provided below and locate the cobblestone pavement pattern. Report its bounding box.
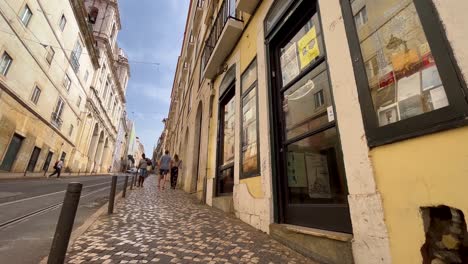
[66,175,316,264]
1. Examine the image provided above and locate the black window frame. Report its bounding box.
[340,0,468,147]
[216,82,236,196]
[240,58,260,179]
[31,85,41,104]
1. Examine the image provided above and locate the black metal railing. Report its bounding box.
[201,0,241,72]
[51,112,63,129]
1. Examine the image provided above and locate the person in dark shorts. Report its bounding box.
[170,154,182,189]
[159,150,171,190]
[137,153,148,187]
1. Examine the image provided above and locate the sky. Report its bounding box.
[117,0,190,155]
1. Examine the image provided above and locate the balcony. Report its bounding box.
[236,0,260,14]
[202,0,243,79]
[51,112,63,129]
[193,0,204,29]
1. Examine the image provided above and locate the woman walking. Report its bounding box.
[170,154,182,189]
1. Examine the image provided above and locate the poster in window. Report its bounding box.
[297,26,320,70]
[430,86,449,110]
[305,152,331,199]
[280,43,300,85]
[397,72,421,101]
[422,65,442,91]
[398,95,424,120]
[378,103,399,126]
[287,152,308,188]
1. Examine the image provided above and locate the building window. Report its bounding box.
[0,52,13,76]
[84,70,89,82]
[69,125,74,137]
[353,6,367,29]
[110,23,116,42]
[103,80,109,99]
[314,90,324,108]
[63,74,71,90]
[0,134,24,171]
[217,78,235,195]
[240,59,259,179]
[31,86,41,104]
[77,96,82,107]
[46,46,55,64]
[100,65,106,83]
[342,0,468,146]
[20,5,33,26]
[52,97,65,128]
[71,40,82,72]
[108,92,113,109]
[59,15,67,31]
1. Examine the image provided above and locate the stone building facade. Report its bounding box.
[0,0,129,176]
[164,0,468,263]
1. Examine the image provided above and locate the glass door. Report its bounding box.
[26,147,41,172]
[271,2,352,233]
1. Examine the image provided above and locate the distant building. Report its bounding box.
[0,0,130,176]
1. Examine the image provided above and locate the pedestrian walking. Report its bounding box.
[49,159,63,178]
[137,153,149,187]
[158,150,171,190]
[170,154,182,189]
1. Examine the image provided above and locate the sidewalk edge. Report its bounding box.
[39,190,125,264]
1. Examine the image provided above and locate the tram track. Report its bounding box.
[0,177,126,230]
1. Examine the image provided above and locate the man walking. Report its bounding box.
[49,159,63,178]
[137,153,148,187]
[158,150,171,190]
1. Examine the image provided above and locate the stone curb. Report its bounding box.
[0,173,115,181]
[39,189,127,264]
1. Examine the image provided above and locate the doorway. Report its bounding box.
[0,133,24,171]
[268,0,352,233]
[26,147,41,172]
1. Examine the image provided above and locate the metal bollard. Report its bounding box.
[108,176,117,214]
[129,174,133,190]
[122,176,128,198]
[48,183,83,264]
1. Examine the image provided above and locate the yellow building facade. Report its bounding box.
[164,0,468,263]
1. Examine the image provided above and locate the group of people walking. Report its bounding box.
[136,150,182,190]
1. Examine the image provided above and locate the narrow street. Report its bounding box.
[0,175,127,264]
[66,175,315,264]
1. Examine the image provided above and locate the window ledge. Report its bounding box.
[283,224,353,242]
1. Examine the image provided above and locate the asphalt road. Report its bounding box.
[0,175,133,264]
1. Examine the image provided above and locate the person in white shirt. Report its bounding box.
[49,159,64,178]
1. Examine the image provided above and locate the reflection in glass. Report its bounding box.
[280,14,324,86]
[242,87,258,176]
[351,0,449,127]
[219,167,234,194]
[286,128,346,204]
[283,69,332,139]
[222,97,235,165]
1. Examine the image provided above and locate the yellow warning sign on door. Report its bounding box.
[298,26,320,69]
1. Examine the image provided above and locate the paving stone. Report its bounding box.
[66,175,316,264]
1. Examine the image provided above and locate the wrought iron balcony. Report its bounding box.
[202,0,243,79]
[51,112,63,129]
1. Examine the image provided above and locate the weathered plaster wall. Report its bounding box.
[319,0,392,263]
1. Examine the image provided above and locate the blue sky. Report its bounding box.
[117,0,190,155]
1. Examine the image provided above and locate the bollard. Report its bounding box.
[108,176,117,214]
[122,176,128,198]
[129,174,133,190]
[48,183,83,264]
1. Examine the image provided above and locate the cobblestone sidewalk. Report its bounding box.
[66,175,315,264]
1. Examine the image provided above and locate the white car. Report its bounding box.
[126,167,138,174]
